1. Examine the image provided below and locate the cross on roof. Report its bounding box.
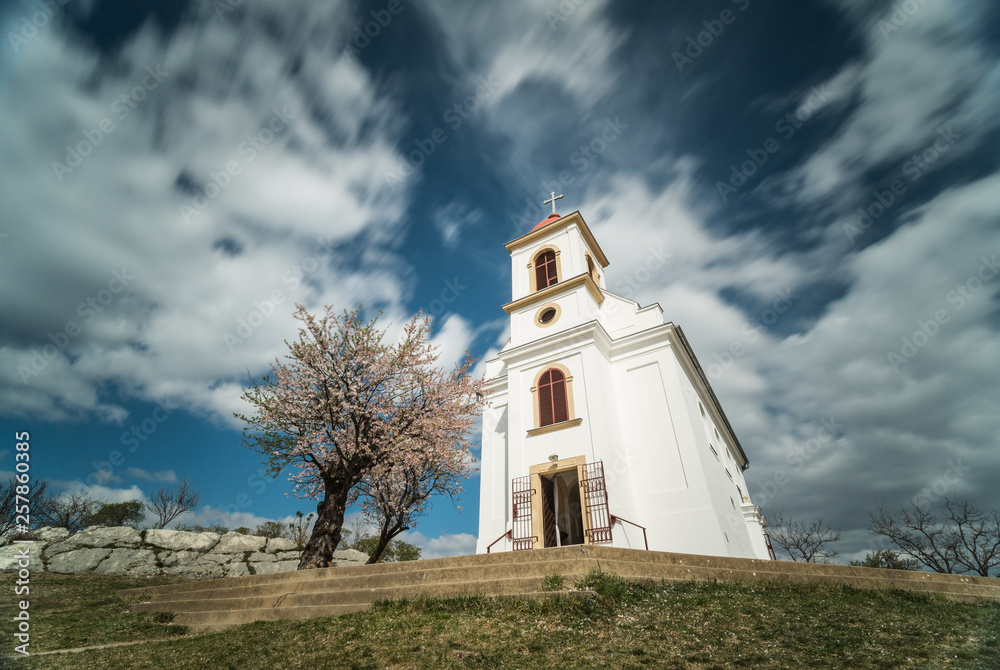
[542,191,564,215]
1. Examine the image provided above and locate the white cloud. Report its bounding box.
[0,2,415,426]
[791,0,1000,207]
[125,468,178,483]
[398,530,478,559]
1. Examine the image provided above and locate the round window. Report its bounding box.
[538,308,557,324]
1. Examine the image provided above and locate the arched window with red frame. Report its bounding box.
[538,368,569,426]
[534,250,558,290]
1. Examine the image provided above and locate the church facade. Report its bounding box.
[476,208,773,560]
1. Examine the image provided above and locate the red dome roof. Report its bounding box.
[532,213,562,231]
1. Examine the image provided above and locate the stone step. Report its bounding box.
[600,560,1000,599]
[131,574,578,613]
[169,582,588,630]
[137,557,592,604]
[118,546,1000,631]
[597,559,1000,599]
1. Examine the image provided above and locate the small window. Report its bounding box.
[699,402,705,417]
[538,308,556,324]
[726,469,733,481]
[731,497,735,509]
[538,368,569,426]
[534,250,558,290]
[709,444,719,460]
[586,255,598,285]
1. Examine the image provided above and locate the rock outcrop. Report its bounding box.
[0,527,369,579]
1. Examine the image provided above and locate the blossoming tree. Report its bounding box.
[236,305,483,569]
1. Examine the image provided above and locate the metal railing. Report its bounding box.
[486,530,512,554]
[610,515,649,551]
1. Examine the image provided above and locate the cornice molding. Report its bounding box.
[504,211,610,268]
[501,273,604,315]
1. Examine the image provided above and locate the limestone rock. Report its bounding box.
[68,527,141,549]
[33,527,71,543]
[44,542,78,557]
[163,562,224,580]
[159,550,194,568]
[48,548,112,574]
[333,549,370,563]
[0,544,44,572]
[213,532,266,553]
[248,552,277,562]
[251,559,299,575]
[265,537,297,553]
[225,562,250,577]
[144,529,220,552]
[197,552,236,565]
[93,549,158,577]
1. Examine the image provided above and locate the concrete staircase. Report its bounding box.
[118,545,1000,631]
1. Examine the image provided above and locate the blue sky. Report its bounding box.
[0,0,998,562]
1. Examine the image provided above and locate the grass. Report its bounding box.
[4,570,999,669]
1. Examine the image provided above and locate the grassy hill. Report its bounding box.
[4,571,999,669]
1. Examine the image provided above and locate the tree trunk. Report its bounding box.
[366,531,392,564]
[365,520,407,564]
[298,488,350,570]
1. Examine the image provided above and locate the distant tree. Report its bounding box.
[233,527,251,535]
[88,500,145,528]
[237,306,482,569]
[146,478,201,529]
[287,511,316,550]
[869,498,1000,577]
[254,521,289,539]
[849,550,920,571]
[189,524,230,535]
[0,478,51,536]
[36,492,100,533]
[387,540,421,562]
[348,529,422,563]
[768,512,842,563]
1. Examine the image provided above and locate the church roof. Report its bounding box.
[531,213,563,231]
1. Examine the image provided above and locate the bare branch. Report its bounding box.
[768,511,841,563]
[146,478,201,529]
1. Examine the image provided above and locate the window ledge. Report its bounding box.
[527,417,582,437]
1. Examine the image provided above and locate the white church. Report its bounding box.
[476,200,774,561]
